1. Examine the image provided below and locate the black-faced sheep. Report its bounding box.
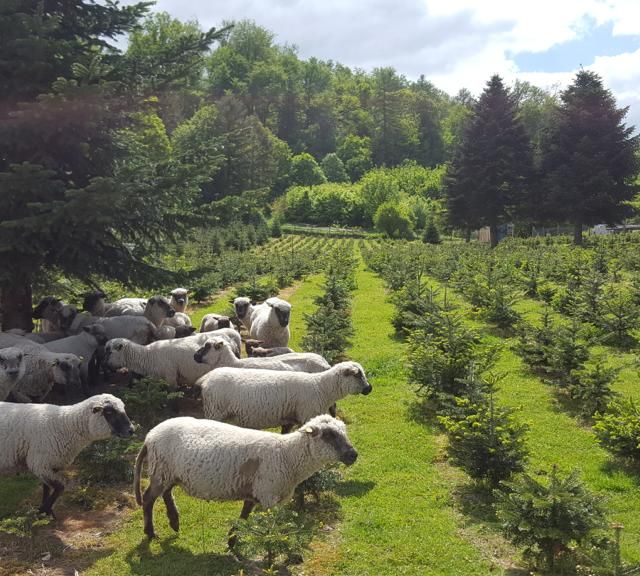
[133,414,357,543]
[197,361,372,432]
[0,394,133,515]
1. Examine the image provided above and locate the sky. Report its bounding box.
[128,0,640,128]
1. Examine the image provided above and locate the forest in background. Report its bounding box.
[1,1,637,329]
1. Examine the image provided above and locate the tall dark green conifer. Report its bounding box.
[541,70,639,245]
[446,75,533,246]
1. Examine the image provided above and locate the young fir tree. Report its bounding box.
[446,75,533,246]
[542,70,639,245]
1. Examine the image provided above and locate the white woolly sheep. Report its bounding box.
[0,336,83,402]
[194,338,330,373]
[44,324,107,389]
[69,313,158,345]
[249,297,291,348]
[251,345,295,357]
[233,297,255,331]
[199,313,231,332]
[0,394,133,515]
[198,361,372,432]
[103,297,148,317]
[133,414,357,542]
[0,347,26,401]
[105,336,215,387]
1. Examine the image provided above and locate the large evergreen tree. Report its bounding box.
[541,70,639,245]
[446,75,533,246]
[0,2,222,329]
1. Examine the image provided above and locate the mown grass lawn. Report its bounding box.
[304,260,493,576]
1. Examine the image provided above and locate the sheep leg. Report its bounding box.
[329,403,337,418]
[39,478,64,516]
[227,500,256,550]
[40,483,50,509]
[281,424,294,434]
[142,480,164,539]
[162,487,179,532]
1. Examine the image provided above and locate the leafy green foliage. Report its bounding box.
[321,152,349,183]
[568,363,619,419]
[76,437,142,485]
[593,398,640,460]
[116,377,183,431]
[423,219,441,244]
[439,395,528,486]
[374,200,414,239]
[495,467,607,572]
[290,152,326,188]
[232,507,314,569]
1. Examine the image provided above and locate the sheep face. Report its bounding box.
[51,356,82,389]
[146,296,176,320]
[338,362,372,396]
[174,325,196,338]
[32,297,63,321]
[83,291,106,315]
[234,297,251,320]
[0,348,25,381]
[170,288,189,313]
[59,305,78,331]
[301,415,358,466]
[88,394,134,439]
[104,339,127,369]
[193,338,227,367]
[267,298,291,327]
[82,323,108,345]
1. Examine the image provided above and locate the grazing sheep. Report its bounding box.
[105,337,215,387]
[169,288,189,314]
[0,394,133,515]
[0,347,26,400]
[133,414,357,542]
[69,313,158,345]
[43,325,107,389]
[251,345,295,357]
[249,297,291,348]
[194,339,330,373]
[199,313,231,332]
[233,297,255,331]
[198,361,371,432]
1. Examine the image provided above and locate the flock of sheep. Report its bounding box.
[0,287,372,548]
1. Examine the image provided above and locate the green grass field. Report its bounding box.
[2,240,640,575]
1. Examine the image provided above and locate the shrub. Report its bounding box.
[482,285,521,329]
[593,397,640,459]
[116,377,183,431]
[294,467,341,509]
[231,507,313,569]
[495,467,607,572]
[598,286,639,348]
[423,219,441,244]
[568,362,619,419]
[512,312,554,371]
[439,395,528,486]
[545,321,591,386]
[76,436,142,484]
[373,200,414,239]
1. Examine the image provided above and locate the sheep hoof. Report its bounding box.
[144,529,157,540]
[169,518,179,532]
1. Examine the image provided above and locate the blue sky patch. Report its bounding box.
[512,21,640,73]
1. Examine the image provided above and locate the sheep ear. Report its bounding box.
[214,340,224,350]
[92,405,103,414]
[82,326,91,332]
[79,356,84,362]
[350,367,359,376]
[303,426,320,437]
[51,359,59,366]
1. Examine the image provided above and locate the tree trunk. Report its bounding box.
[573,221,583,246]
[1,280,34,331]
[489,223,499,248]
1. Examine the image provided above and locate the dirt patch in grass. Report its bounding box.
[0,486,135,576]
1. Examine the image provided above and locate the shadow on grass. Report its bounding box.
[335,479,376,499]
[405,398,441,432]
[600,457,640,485]
[452,482,498,526]
[127,537,240,576]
